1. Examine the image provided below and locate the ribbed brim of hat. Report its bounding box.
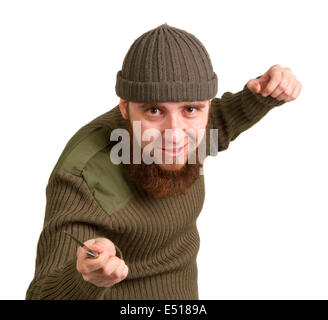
[115,70,218,102]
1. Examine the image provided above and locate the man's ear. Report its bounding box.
[119,98,129,120]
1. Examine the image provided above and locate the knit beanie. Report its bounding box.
[115,23,218,102]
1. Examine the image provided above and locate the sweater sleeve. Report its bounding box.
[206,76,286,155]
[25,170,124,300]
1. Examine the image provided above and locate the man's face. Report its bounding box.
[119,99,211,171]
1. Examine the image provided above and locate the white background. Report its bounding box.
[0,0,327,300]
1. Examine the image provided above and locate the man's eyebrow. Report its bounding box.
[138,102,207,109]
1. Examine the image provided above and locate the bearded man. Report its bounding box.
[26,23,301,300]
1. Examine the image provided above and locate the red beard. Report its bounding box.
[121,119,204,199]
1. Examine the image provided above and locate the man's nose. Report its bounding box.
[166,113,184,130]
[163,114,185,144]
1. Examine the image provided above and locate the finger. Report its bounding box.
[80,257,122,286]
[256,74,271,92]
[270,76,289,98]
[94,256,123,279]
[275,92,289,101]
[77,242,104,262]
[93,238,117,257]
[280,79,297,102]
[108,258,126,280]
[76,238,95,257]
[122,264,129,279]
[284,77,297,96]
[77,242,116,275]
[261,69,283,97]
[102,263,128,288]
[98,259,126,283]
[113,260,127,280]
[77,250,109,274]
[247,79,260,93]
[83,238,96,248]
[257,73,270,89]
[290,82,302,100]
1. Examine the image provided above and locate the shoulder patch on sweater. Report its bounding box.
[82,142,135,215]
[50,126,110,179]
[49,107,135,215]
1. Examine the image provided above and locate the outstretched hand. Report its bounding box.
[247,64,302,102]
[76,237,128,288]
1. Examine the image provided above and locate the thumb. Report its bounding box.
[247,79,260,93]
[84,239,103,254]
[93,237,117,257]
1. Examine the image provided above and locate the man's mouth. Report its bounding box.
[161,144,188,157]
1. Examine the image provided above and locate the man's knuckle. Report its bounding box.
[112,277,123,286]
[76,263,84,274]
[112,269,121,279]
[264,84,274,94]
[286,86,294,95]
[82,274,90,282]
[80,266,88,274]
[97,237,111,246]
[273,69,282,78]
[273,81,281,89]
[100,265,109,276]
[290,92,295,99]
[103,262,115,277]
[279,81,288,90]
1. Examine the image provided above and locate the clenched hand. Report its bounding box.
[76,237,128,288]
[247,64,302,102]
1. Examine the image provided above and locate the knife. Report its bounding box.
[64,231,99,259]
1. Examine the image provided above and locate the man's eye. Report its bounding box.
[185,106,199,114]
[146,107,160,115]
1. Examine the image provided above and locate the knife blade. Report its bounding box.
[64,231,99,259]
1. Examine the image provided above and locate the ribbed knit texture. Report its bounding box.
[26,82,285,300]
[26,169,203,300]
[115,23,218,102]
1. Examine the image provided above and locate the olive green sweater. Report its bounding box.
[26,81,285,300]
